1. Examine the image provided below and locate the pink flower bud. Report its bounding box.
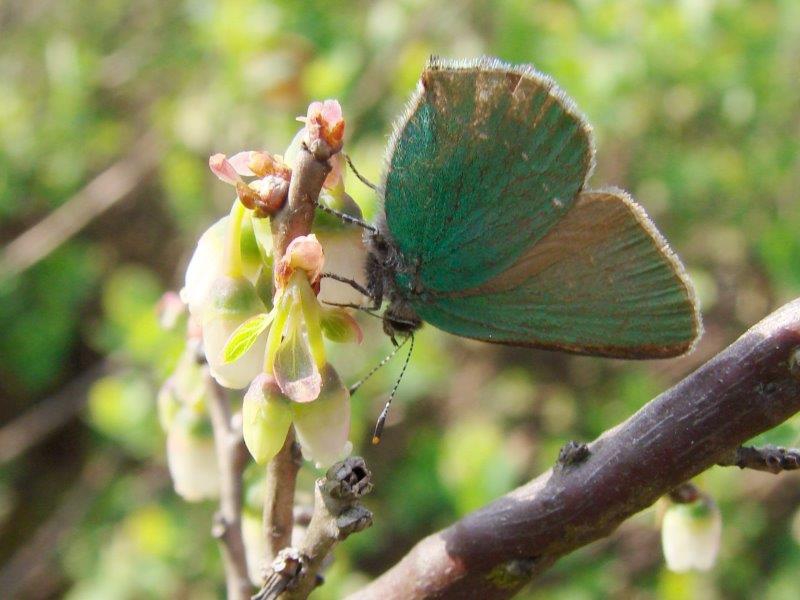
[249,175,290,217]
[285,234,324,285]
[227,151,257,177]
[156,291,185,330]
[209,153,242,185]
[303,99,345,154]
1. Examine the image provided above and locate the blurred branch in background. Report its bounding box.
[206,374,251,600]
[0,362,107,464]
[349,298,800,600]
[0,455,121,598]
[0,134,160,282]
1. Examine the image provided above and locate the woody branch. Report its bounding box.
[348,298,800,600]
[257,130,340,581]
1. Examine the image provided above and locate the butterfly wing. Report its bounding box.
[382,56,594,293]
[411,190,701,358]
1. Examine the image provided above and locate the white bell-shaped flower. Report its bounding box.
[181,215,264,317]
[202,275,268,389]
[661,497,722,572]
[166,411,220,502]
[242,373,293,464]
[292,363,351,468]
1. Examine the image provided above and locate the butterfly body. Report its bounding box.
[360,56,702,358]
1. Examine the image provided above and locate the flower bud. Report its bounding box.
[661,497,722,572]
[203,276,267,389]
[242,374,293,464]
[209,153,242,185]
[303,100,345,155]
[181,216,262,316]
[156,291,186,330]
[292,364,351,468]
[157,378,182,431]
[249,175,290,217]
[166,411,220,501]
[284,234,324,285]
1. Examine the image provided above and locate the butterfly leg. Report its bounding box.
[321,272,371,297]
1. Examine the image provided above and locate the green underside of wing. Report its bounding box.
[412,191,701,358]
[384,59,592,293]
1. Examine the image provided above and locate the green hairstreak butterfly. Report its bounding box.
[356,55,701,359]
[325,56,702,441]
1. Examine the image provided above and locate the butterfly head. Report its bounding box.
[364,227,423,342]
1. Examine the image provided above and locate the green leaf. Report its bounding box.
[222,311,274,364]
[320,308,362,343]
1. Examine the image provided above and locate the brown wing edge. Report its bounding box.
[379,54,597,201]
[431,188,704,360]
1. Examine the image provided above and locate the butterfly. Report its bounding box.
[324,56,701,438]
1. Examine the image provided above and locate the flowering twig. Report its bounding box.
[717,445,800,473]
[206,373,252,600]
[348,298,800,600]
[260,107,338,572]
[255,457,374,600]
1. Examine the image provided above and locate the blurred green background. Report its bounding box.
[1,0,800,598]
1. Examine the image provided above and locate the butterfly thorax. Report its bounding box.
[364,226,423,340]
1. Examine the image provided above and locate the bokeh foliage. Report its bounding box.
[1,0,800,598]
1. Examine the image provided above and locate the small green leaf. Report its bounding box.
[222,311,274,364]
[321,308,363,343]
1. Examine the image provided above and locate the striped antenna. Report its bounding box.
[372,333,415,445]
[348,334,411,396]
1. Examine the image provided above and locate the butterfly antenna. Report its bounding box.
[349,334,410,396]
[344,153,380,192]
[314,200,377,233]
[372,333,414,445]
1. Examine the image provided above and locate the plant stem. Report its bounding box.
[263,428,302,563]
[206,373,251,600]
[257,136,334,595]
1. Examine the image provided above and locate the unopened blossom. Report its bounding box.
[158,343,220,501]
[224,234,359,466]
[203,275,267,389]
[661,496,722,572]
[300,99,345,154]
[209,152,291,218]
[242,367,351,467]
[263,234,362,402]
[180,214,264,316]
[167,410,220,501]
